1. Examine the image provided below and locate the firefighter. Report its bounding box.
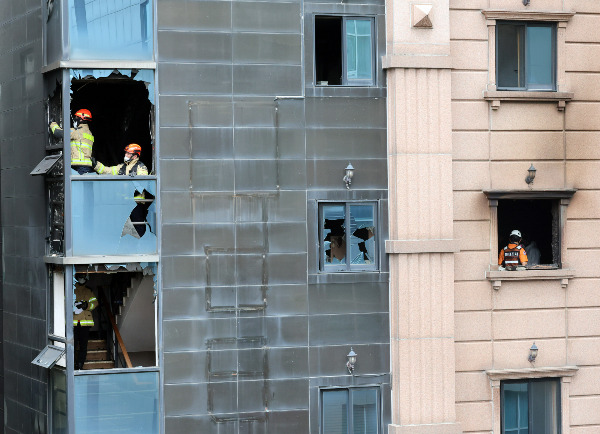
[50,109,95,174]
[73,274,97,370]
[498,229,528,270]
[92,143,148,176]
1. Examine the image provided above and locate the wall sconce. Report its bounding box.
[525,164,536,185]
[346,348,357,374]
[528,342,538,363]
[343,163,354,190]
[523,0,530,5]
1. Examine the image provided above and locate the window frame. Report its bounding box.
[314,15,376,87]
[500,378,561,434]
[318,201,379,273]
[495,21,557,92]
[320,386,381,434]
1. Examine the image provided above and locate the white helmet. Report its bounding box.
[510,230,522,238]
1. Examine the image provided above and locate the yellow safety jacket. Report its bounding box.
[94,158,148,176]
[50,122,94,167]
[73,284,97,327]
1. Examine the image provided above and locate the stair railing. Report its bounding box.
[98,289,133,368]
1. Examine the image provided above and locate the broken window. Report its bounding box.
[315,16,375,86]
[71,180,157,255]
[320,202,377,272]
[498,199,559,268]
[68,0,153,60]
[72,265,157,370]
[69,69,155,175]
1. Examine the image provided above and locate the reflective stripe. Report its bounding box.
[51,124,60,133]
[112,166,119,175]
[72,141,93,150]
[73,320,94,326]
[82,133,94,141]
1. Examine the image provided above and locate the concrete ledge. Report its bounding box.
[382,55,452,70]
[386,239,458,254]
[486,269,575,290]
[389,422,462,434]
[486,366,579,381]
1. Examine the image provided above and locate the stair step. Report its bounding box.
[83,360,113,370]
[88,339,107,350]
[86,349,109,361]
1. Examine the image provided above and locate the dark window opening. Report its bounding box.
[501,378,560,434]
[498,199,559,268]
[70,72,154,174]
[497,21,556,91]
[315,16,374,86]
[73,268,156,370]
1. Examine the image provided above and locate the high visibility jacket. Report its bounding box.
[498,243,528,267]
[94,158,148,176]
[50,122,94,167]
[73,284,97,327]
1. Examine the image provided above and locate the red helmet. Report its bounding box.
[124,143,142,157]
[74,109,92,121]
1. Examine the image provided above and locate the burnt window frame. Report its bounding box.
[319,386,381,434]
[314,15,376,87]
[496,21,557,91]
[318,201,378,273]
[501,378,561,434]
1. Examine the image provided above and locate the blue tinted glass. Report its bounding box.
[46,0,63,64]
[69,0,153,60]
[75,371,159,433]
[322,390,348,434]
[351,389,378,434]
[346,19,372,81]
[503,382,528,433]
[526,25,553,89]
[349,205,375,265]
[323,204,346,266]
[71,180,157,255]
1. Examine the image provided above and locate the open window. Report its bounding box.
[315,16,375,86]
[71,265,157,370]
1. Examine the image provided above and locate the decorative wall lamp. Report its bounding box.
[525,164,536,185]
[523,0,530,6]
[343,163,354,189]
[528,342,538,363]
[346,348,357,374]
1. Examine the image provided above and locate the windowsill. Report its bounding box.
[486,268,574,290]
[484,90,574,110]
[308,271,388,285]
[44,254,159,265]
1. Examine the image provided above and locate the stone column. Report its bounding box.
[384,1,461,433]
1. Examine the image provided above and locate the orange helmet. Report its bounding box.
[124,143,142,157]
[74,109,92,121]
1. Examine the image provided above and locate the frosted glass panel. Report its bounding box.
[69,0,153,60]
[71,180,157,255]
[74,371,159,433]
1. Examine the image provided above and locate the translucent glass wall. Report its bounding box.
[74,371,159,433]
[71,180,157,255]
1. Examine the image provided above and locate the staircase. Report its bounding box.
[83,336,113,370]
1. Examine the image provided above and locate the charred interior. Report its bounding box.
[71,267,156,369]
[498,199,559,267]
[315,16,342,85]
[70,73,154,173]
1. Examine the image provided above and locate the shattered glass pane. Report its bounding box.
[322,204,346,267]
[69,0,153,60]
[349,205,375,265]
[71,180,157,255]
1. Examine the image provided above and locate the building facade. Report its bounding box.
[386,0,600,433]
[1,0,389,433]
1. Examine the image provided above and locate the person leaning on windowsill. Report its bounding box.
[498,229,528,271]
[91,143,148,176]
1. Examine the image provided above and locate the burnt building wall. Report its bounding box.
[157,0,389,431]
[0,1,49,433]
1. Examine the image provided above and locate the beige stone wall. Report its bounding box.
[449,0,600,432]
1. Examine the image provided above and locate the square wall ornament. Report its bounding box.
[412,4,433,29]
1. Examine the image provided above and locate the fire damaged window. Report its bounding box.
[72,265,157,370]
[315,16,375,86]
[498,199,560,268]
[320,202,377,272]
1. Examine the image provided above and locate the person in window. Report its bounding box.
[73,274,97,370]
[49,108,95,175]
[524,240,541,266]
[92,143,148,176]
[498,229,528,271]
